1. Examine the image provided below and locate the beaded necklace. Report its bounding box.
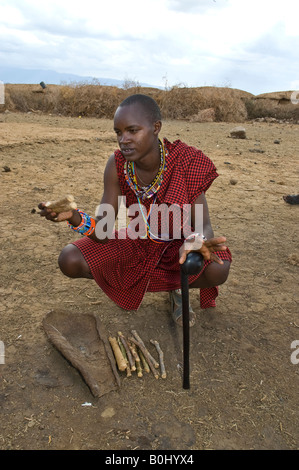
[124,139,167,201]
[124,139,168,243]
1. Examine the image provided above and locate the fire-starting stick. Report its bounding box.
[128,342,143,377]
[117,337,132,377]
[129,336,159,379]
[150,339,166,379]
[131,330,159,369]
[108,336,127,372]
[138,350,150,373]
[44,195,77,214]
[118,331,136,371]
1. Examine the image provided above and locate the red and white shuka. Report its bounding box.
[72,139,232,310]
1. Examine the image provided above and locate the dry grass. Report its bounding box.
[246,95,299,121]
[1,83,299,122]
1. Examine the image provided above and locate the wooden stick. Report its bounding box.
[128,342,143,377]
[128,341,140,364]
[131,330,159,369]
[108,336,127,371]
[129,337,159,379]
[118,331,136,371]
[150,339,166,379]
[136,360,143,378]
[117,337,131,377]
[44,195,77,213]
[138,350,150,373]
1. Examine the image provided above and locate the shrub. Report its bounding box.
[2,83,297,122]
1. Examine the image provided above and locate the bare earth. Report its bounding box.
[0,112,298,450]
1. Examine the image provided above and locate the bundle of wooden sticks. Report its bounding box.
[109,330,166,380]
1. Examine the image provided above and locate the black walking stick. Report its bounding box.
[181,251,204,389]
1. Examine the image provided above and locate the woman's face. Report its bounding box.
[113,103,161,164]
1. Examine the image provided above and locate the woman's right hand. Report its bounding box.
[179,235,227,265]
[38,202,76,223]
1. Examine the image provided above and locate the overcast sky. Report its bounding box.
[0,0,299,94]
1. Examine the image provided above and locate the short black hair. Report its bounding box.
[118,94,162,122]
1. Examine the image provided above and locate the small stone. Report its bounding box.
[249,148,265,153]
[101,407,116,418]
[230,178,238,185]
[230,126,246,139]
[34,369,59,388]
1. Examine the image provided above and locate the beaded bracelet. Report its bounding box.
[67,210,96,236]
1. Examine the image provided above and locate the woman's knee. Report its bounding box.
[58,244,92,279]
[204,260,230,286]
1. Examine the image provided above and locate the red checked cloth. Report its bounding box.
[72,139,232,310]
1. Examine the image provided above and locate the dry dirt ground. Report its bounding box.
[0,112,298,451]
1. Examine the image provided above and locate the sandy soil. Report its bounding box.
[0,111,298,451]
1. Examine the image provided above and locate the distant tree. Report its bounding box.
[122,77,141,90]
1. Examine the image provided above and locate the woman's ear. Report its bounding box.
[153,120,162,135]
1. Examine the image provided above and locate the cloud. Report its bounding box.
[0,0,299,93]
[2,0,165,40]
[166,0,227,13]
